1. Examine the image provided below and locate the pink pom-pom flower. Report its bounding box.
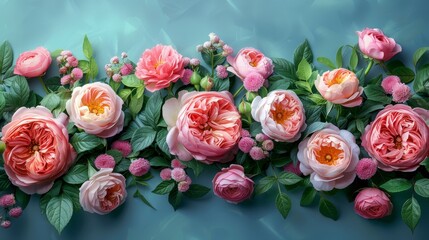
[129,158,150,176]
[171,168,187,182]
[356,158,378,180]
[160,168,172,180]
[171,159,186,169]
[238,137,256,153]
[0,194,15,208]
[381,75,401,94]
[249,146,266,161]
[111,140,132,157]
[392,83,411,103]
[243,72,265,92]
[8,207,23,218]
[94,154,116,169]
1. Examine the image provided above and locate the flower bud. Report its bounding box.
[200,76,214,91]
[239,101,252,115]
[246,91,258,102]
[0,141,5,153]
[190,71,202,85]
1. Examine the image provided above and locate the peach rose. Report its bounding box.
[357,28,402,61]
[251,90,306,142]
[79,168,127,215]
[1,106,76,194]
[66,82,124,138]
[315,68,363,107]
[212,164,254,204]
[163,91,242,164]
[298,124,359,191]
[227,47,273,80]
[354,188,392,219]
[135,44,185,92]
[361,104,429,172]
[14,47,52,78]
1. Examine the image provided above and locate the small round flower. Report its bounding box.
[222,44,233,57]
[110,56,119,64]
[216,65,228,79]
[284,162,302,176]
[238,137,256,153]
[354,188,393,219]
[262,139,274,151]
[111,140,132,157]
[190,58,200,66]
[120,63,134,76]
[71,68,83,81]
[249,146,266,161]
[8,207,23,218]
[181,69,193,85]
[203,41,212,49]
[60,74,72,85]
[59,66,68,75]
[356,158,378,180]
[381,75,401,94]
[171,168,187,182]
[392,83,411,103]
[184,176,192,185]
[61,50,72,57]
[212,164,254,204]
[94,154,116,170]
[178,181,190,192]
[0,194,15,207]
[241,129,251,138]
[129,158,150,176]
[1,220,11,229]
[243,72,264,92]
[171,159,186,169]
[183,57,190,67]
[160,168,172,180]
[66,56,77,65]
[121,52,128,59]
[255,133,269,142]
[112,73,122,83]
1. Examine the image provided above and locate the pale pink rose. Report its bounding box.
[1,106,76,194]
[79,168,127,215]
[361,104,429,172]
[163,91,242,164]
[66,82,124,138]
[357,28,402,61]
[251,90,306,142]
[212,164,254,204]
[14,47,52,78]
[135,44,185,92]
[315,68,363,107]
[354,188,392,219]
[227,48,273,80]
[298,124,359,191]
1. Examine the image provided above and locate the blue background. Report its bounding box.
[1,0,429,239]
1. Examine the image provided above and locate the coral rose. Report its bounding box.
[298,124,359,191]
[251,90,306,142]
[135,44,185,92]
[227,47,273,80]
[14,47,52,78]
[354,188,392,219]
[79,168,127,215]
[212,164,254,204]
[361,104,429,172]
[66,82,124,138]
[315,68,363,107]
[357,28,402,61]
[1,106,76,194]
[163,91,242,164]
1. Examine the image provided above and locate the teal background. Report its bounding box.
[1,0,429,239]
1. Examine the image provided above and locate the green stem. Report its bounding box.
[271,165,282,194]
[38,77,49,94]
[335,104,342,124]
[379,62,390,74]
[364,59,374,76]
[210,52,215,77]
[233,85,244,98]
[167,85,174,97]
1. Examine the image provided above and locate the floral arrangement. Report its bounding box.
[0,28,428,234]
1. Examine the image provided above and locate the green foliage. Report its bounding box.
[380,178,412,193]
[319,198,339,221]
[401,197,421,232]
[71,132,106,154]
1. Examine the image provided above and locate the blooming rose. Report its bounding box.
[66,82,124,138]
[354,188,392,219]
[251,90,306,142]
[163,91,241,164]
[357,28,402,61]
[212,164,254,204]
[14,47,52,78]
[315,68,363,107]
[298,124,359,191]
[135,44,185,92]
[79,168,127,215]
[361,104,429,172]
[1,106,76,194]
[227,48,273,80]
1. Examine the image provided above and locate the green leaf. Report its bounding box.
[401,197,421,232]
[275,192,292,219]
[364,85,392,104]
[182,160,204,177]
[40,93,61,111]
[133,189,156,210]
[50,49,63,58]
[105,149,123,163]
[131,126,157,152]
[390,67,415,84]
[14,188,31,209]
[122,74,142,88]
[149,156,171,167]
[62,164,88,184]
[308,94,326,105]
[168,188,182,211]
[413,47,429,66]
[119,88,133,102]
[420,158,429,172]
[46,194,73,234]
[156,129,171,157]
[114,159,130,173]
[142,91,163,129]
[356,119,365,134]
[213,76,230,91]
[294,39,313,66]
[0,169,11,191]
[268,79,290,91]
[78,60,90,73]
[295,81,312,94]
[71,132,106,154]
[317,57,336,69]
[183,184,210,198]
[136,85,145,99]
[62,184,81,211]
[407,95,429,110]
[89,57,98,80]
[272,58,296,79]
[350,48,358,71]
[302,122,327,139]
[0,41,13,74]
[250,122,262,136]
[357,104,385,118]
[414,64,429,96]
[87,162,97,178]
[3,76,30,111]
[336,46,343,68]
[278,172,303,185]
[300,187,317,206]
[129,93,144,117]
[319,198,339,220]
[414,179,429,198]
[380,178,412,193]
[152,180,175,195]
[255,176,277,195]
[83,35,93,59]
[296,58,312,81]
[46,180,63,197]
[44,76,62,92]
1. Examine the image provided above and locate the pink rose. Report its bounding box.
[298,124,359,191]
[227,48,273,80]
[1,106,76,194]
[315,68,363,107]
[135,44,185,92]
[14,47,52,78]
[361,104,429,172]
[357,28,402,61]
[66,82,124,138]
[354,188,392,219]
[79,168,127,215]
[163,91,242,164]
[251,90,306,142]
[212,164,254,204]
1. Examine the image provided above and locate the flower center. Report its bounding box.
[315,145,343,165]
[394,136,402,149]
[32,145,39,152]
[270,102,294,124]
[154,60,164,69]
